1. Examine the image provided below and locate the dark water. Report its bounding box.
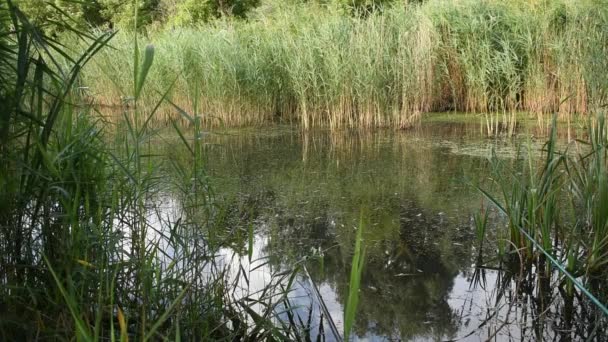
[191,122,601,341]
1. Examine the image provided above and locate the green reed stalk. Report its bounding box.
[344,210,366,341]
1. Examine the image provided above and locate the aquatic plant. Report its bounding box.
[475,114,608,323]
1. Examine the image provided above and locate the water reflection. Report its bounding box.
[176,122,604,340]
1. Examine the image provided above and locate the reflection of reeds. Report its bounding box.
[483,111,518,137]
[467,252,607,340]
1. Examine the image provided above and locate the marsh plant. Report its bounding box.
[0,1,303,340]
[78,0,608,129]
[475,115,608,335]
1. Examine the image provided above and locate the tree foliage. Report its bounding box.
[99,0,161,28]
[168,0,261,26]
[15,0,262,30]
[13,0,426,30]
[337,0,407,16]
[15,0,106,27]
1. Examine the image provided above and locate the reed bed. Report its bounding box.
[78,0,608,129]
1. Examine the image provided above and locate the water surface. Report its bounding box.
[189,121,597,341]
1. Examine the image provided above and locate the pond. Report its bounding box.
[161,120,601,341]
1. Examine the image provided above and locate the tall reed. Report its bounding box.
[77,0,608,129]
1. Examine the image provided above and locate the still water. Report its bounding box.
[181,121,598,341]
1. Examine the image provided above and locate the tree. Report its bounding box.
[98,0,161,29]
[16,0,262,30]
[15,0,105,27]
[338,0,395,16]
[166,0,261,26]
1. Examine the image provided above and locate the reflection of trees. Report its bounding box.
[189,124,502,339]
[260,196,474,340]
[158,123,600,339]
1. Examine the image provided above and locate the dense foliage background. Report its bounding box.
[15,0,433,29]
